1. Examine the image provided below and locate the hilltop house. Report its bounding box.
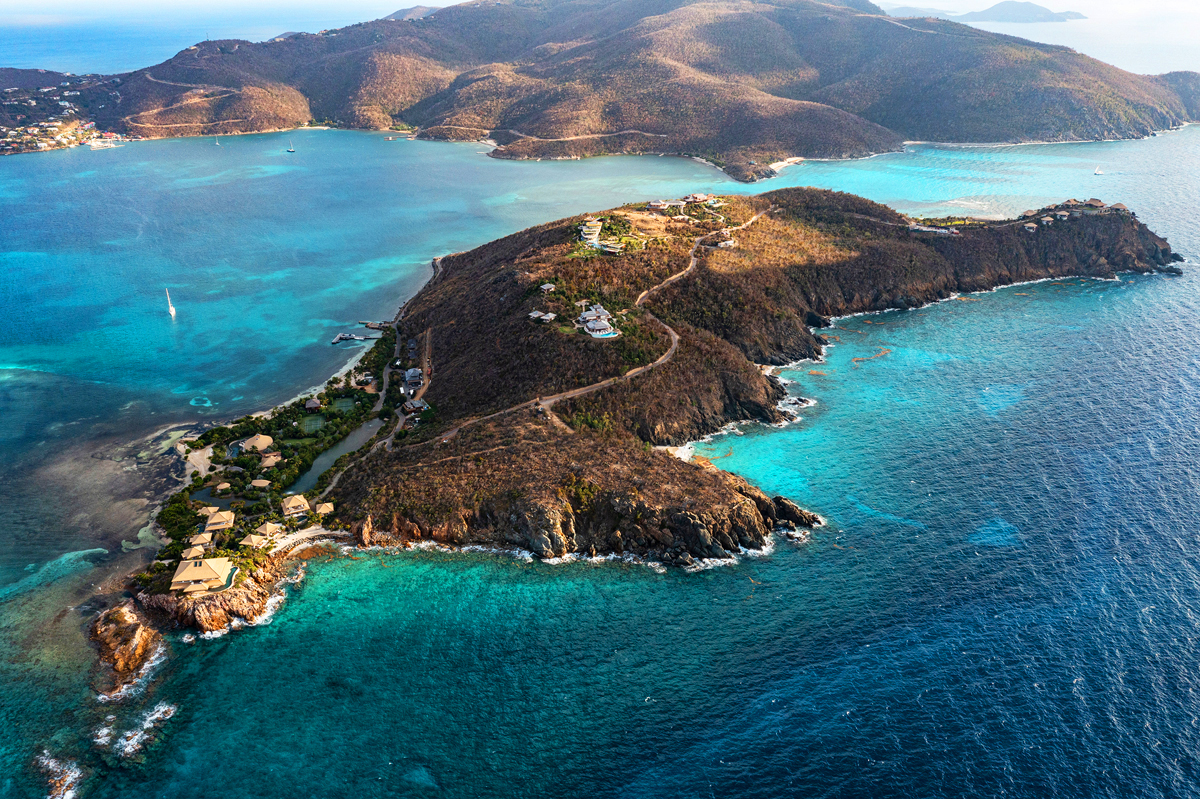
[282,495,310,518]
[540,283,556,293]
[170,557,234,594]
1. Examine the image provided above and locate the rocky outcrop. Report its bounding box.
[90,600,161,684]
[138,559,288,633]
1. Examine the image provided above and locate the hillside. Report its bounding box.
[45,0,1197,180]
[326,188,1182,563]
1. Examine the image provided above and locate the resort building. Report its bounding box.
[282,495,310,518]
[305,398,322,412]
[1040,216,1053,225]
[261,453,283,469]
[181,545,206,559]
[250,479,272,489]
[540,283,556,293]
[243,434,274,452]
[314,502,334,515]
[1023,223,1038,232]
[205,510,236,533]
[189,532,213,546]
[215,482,231,491]
[683,193,714,203]
[240,533,269,548]
[255,521,283,537]
[584,319,616,337]
[201,506,219,516]
[403,398,429,414]
[170,557,234,594]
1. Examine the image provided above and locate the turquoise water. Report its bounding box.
[2,126,1200,796]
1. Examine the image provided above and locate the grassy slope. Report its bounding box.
[66,0,1197,180]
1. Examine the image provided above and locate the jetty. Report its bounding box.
[331,333,371,344]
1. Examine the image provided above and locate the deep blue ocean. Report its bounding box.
[2,127,1199,797]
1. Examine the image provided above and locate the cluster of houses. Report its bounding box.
[169,497,333,595]
[647,194,722,214]
[1021,199,1130,232]
[575,301,618,338]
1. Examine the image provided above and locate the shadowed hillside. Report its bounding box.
[45,0,1196,180]
[325,188,1182,563]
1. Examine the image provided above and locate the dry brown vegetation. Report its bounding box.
[61,0,1196,180]
[328,187,1180,562]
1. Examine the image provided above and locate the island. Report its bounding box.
[4,0,1200,178]
[90,186,1184,690]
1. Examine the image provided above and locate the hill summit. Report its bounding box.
[53,0,1197,180]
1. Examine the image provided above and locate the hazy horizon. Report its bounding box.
[1,0,1196,75]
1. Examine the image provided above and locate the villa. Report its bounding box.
[314,502,334,515]
[188,532,213,546]
[181,545,205,559]
[540,283,556,293]
[282,495,310,518]
[170,557,234,594]
[405,367,424,389]
[1040,216,1053,225]
[243,433,274,452]
[577,305,613,326]
[256,521,283,537]
[305,398,322,412]
[261,453,283,469]
[215,482,231,491]
[1023,223,1038,232]
[201,506,219,516]
[205,510,235,533]
[250,479,271,489]
[240,533,269,548]
[403,398,429,414]
[584,319,616,337]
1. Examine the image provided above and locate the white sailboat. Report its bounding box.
[214,136,220,146]
[1094,166,1104,175]
[166,288,176,319]
[287,140,296,153]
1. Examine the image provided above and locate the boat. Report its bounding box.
[214,137,220,146]
[287,140,296,153]
[385,136,398,141]
[166,288,176,319]
[1094,166,1103,175]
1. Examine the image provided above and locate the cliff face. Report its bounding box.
[339,408,819,567]
[329,188,1182,562]
[90,601,162,687]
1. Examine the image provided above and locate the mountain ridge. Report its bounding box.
[13,0,1197,179]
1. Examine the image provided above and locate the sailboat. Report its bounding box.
[1094,166,1104,175]
[166,288,176,319]
[287,140,295,153]
[214,136,220,146]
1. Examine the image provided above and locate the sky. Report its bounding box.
[0,0,1196,75]
[877,0,1200,74]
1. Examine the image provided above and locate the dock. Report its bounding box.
[331,333,371,344]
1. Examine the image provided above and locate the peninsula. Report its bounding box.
[4,0,1200,179]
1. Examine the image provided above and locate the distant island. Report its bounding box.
[2,0,1198,179]
[888,2,1086,23]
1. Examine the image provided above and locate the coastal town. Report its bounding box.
[0,72,137,155]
